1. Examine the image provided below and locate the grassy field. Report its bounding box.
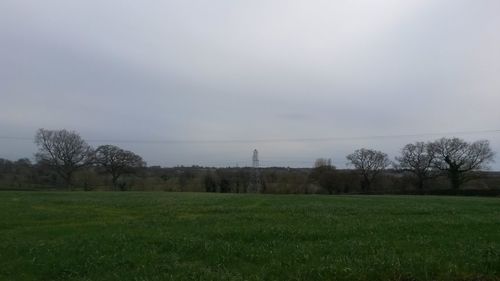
[0,192,499,281]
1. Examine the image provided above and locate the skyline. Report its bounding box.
[0,129,498,169]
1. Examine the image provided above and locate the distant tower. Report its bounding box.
[252,149,259,168]
[249,149,262,193]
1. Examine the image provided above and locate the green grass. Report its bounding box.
[0,192,499,281]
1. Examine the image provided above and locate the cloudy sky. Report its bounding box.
[1,0,499,168]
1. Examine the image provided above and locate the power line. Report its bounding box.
[0,129,499,144]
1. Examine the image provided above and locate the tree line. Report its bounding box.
[344,138,494,191]
[0,128,497,194]
[34,128,145,190]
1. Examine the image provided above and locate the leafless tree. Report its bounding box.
[395,142,435,190]
[34,128,94,187]
[310,158,337,194]
[314,158,332,168]
[427,137,495,189]
[94,145,146,190]
[346,148,391,191]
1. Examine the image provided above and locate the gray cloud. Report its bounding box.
[1,0,499,168]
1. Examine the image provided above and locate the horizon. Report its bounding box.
[1,129,499,169]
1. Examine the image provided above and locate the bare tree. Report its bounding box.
[395,142,435,190]
[94,145,146,190]
[310,158,338,194]
[34,128,93,188]
[314,158,332,168]
[346,148,391,191]
[427,137,495,190]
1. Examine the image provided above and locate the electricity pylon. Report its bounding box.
[249,149,261,193]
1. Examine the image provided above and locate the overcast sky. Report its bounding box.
[1,0,499,168]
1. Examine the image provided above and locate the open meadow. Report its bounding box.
[0,192,499,281]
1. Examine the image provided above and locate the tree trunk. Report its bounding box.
[417,176,424,190]
[112,174,119,190]
[448,169,462,190]
[361,175,371,192]
[61,171,73,191]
